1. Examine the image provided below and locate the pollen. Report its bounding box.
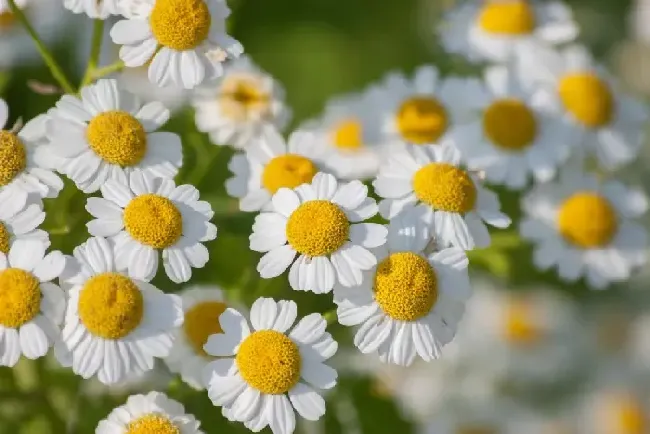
[261,154,318,194]
[0,268,41,329]
[396,97,448,144]
[86,111,147,167]
[483,98,537,151]
[413,163,477,213]
[150,0,212,51]
[126,414,180,434]
[0,131,27,187]
[78,273,144,340]
[478,0,535,35]
[503,299,541,345]
[0,222,10,254]
[558,73,614,128]
[286,200,350,257]
[219,75,270,121]
[183,301,227,357]
[236,330,301,395]
[557,192,618,248]
[373,252,437,322]
[333,119,364,151]
[123,194,183,249]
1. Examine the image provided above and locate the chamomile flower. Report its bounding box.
[0,239,66,367]
[203,298,338,434]
[334,211,471,366]
[440,0,579,63]
[373,144,511,250]
[520,171,648,289]
[96,391,203,434]
[226,128,326,212]
[46,79,182,194]
[110,0,243,90]
[57,237,183,385]
[455,63,574,189]
[0,193,48,254]
[62,0,119,18]
[250,172,387,293]
[193,55,291,149]
[86,170,217,283]
[519,44,650,170]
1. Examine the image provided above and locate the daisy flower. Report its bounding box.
[440,0,579,63]
[250,172,387,293]
[193,55,292,150]
[0,192,48,255]
[518,44,650,170]
[46,79,182,194]
[454,63,574,189]
[334,211,471,366]
[110,0,243,90]
[86,170,217,283]
[0,239,66,367]
[96,391,203,434]
[56,236,183,385]
[373,144,511,250]
[520,171,648,289]
[203,298,338,434]
[226,128,326,212]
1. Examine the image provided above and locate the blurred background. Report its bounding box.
[1,0,650,432]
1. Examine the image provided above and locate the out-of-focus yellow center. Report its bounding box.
[286,200,350,257]
[557,192,618,248]
[483,98,537,151]
[558,73,614,128]
[126,414,180,434]
[477,0,536,35]
[396,97,448,144]
[504,299,542,345]
[183,301,227,357]
[413,163,477,213]
[0,131,27,187]
[261,154,318,194]
[149,0,211,51]
[219,75,270,121]
[0,268,41,328]
[86,111,147,167]
[0,11,16,29]
[605,396,647,434]
[124,194,183,249]
[332,119,364,151]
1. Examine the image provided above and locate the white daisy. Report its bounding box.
[454,63,574,189]
[46,79,182,194]
[96,391,203,434]
[109,0,243,90]
[62,0,119,18]
[0,192,49,254]
[518,43,650,170]
[250,172,387,294]
[0,239,66,367]
[440,0,579,63]
[193,55,292,150]
[373,144,511,250]
[226,128,327,212]
[86,170,217,283]
[56,236,183,385]
[203,297,338,434]
[520,171,648,289]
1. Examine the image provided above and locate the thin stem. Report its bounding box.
[323,309,337,325]
[92,60,126,81]
[7,0,75,94]
[79,19,105,89]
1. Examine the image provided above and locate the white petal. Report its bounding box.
[289,313,326,346]
[257,245,296,278]
[32,251,66,282]
[220,308,251,342]
[8,240,45,271]
[136,101,170,132]
[311,173,338,200]
[354,314,392,354]
[110,19,151,45]
[306,257,335,294]
[86,197,123,220]
[272,189,300,218]
[300,360,337,390]
[288,383,325,421]
[87,219,124,237]
[163,248,192,283]
[19,321,50,359]
[0,328,21,366]
[271,300,298,333]
[348,223,387,249]
[250,297,279,331]
[180,50,206,89]
[266,395,296,434]
[204,331,240,357]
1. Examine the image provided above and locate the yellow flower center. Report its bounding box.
[219,76,270,121]
[286,200,350,257]
[149,0,211,51]
[86,111,147,167]
[557,192,618,248]
[236,329,301,395]
[124,194,183,249]
[412,163,477,213]
[0,131,27,187]
[558,73,614,128]
[477,0,536,35]
[0,11,16,29]
[373,252,438,322]
[396,97,448,144]
[126,414,180,434]
[78,273,144,340]
[261,154,318,194]
[332,119,364,151]
[0,222,10,254]
[0,268,41,329]
[483,98,537,151]
[611,397,647,434]
[504,299,541,345]
[183,301,227,357]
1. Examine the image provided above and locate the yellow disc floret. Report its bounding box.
[0,222,10,254]
[126,414,180,434]
[396,97,448,144]
[219,76,270,121]
[333,119,364,151]
[86,111,147,167]
[558,73,614,128]
[184,301,227,357]
[236,330,301,395]
[557,192,618,248]
[0,131,27,187]
[504,299,541,345]
[286,200,350,257]
[373,252,438,322]
[150,0,211,51]
[610,396,647,434]
[478,0,536,35]
[483,98,537,151]
[0,268,41,328]
[78,273,144,340]
[261,155,318,194]
[123,194,183,249]
[413,163,477,213]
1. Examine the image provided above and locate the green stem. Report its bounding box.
[92,60,126,81]
[79,19,105,90]
[323,309,338,325]
[7,0,75,94]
